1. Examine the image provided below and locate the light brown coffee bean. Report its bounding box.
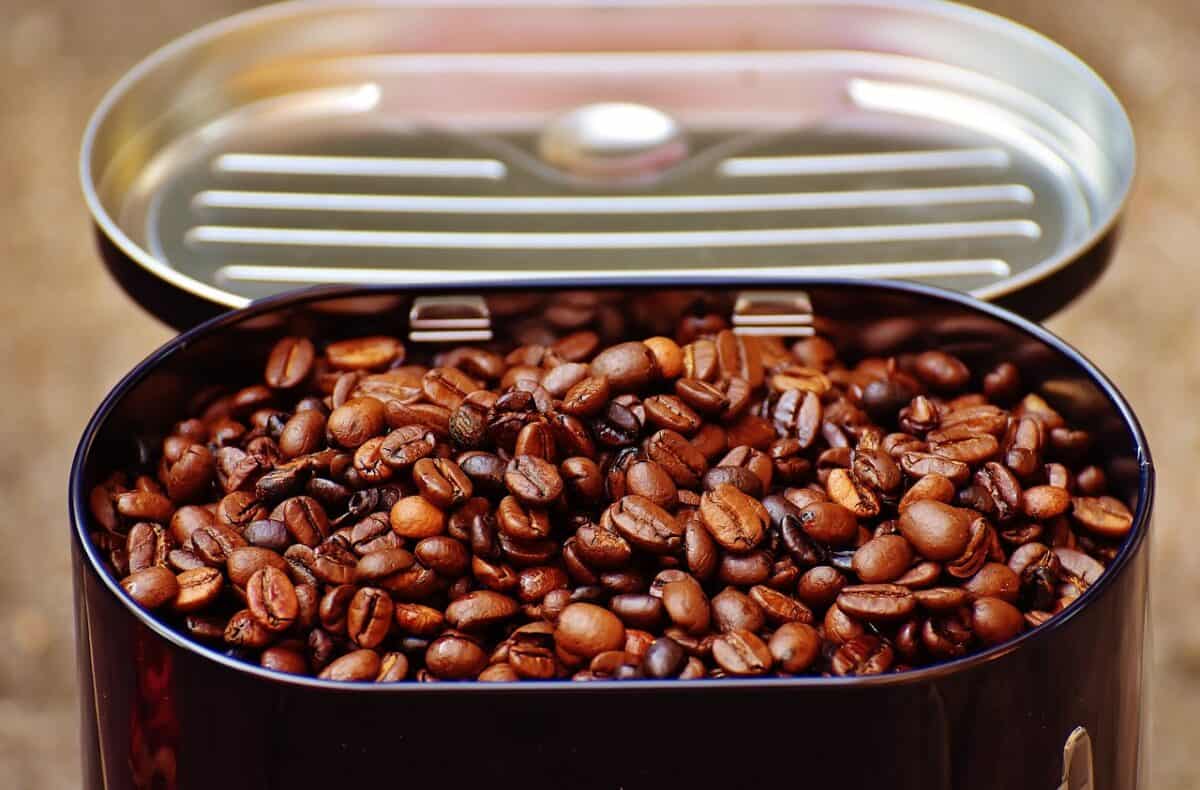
[711,629,772,675]
[699,484,768,551]
[120,567,179,610]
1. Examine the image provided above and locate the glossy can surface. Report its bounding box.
[70,280,1153,790]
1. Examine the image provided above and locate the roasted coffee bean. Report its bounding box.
[327,397,387,449]
[964,563,1021,604]
[748,585,813,625]
[518,566,569,603]
[497,496,552,541]
[837,584,916,622]
[126,522,172,574]
[449,402,489,450]
[355,545,417,581]
[832,634,894,676]
[120,567,179,610]
[899,501,972,561]
[711,629,772,676]
[971,596,1025,646]
[946,516,992,579]
[319,649,382,682]
[457,451,507,496]
[675,378,727,416]
[561,456,604,504]
[590,342,658,393]
[172,567,223,612]
[555,603,626,658]
[852,535,913,584]
[607,495,684,554]
[379,425,437,469]
[922,612,974,659]
[446,591,520,631]
[613,462,672,512]
[826,468,881,518]
[711,588,766,633]
[1072,496,1134,538]
[677,518,716,583]
[610,594,665,630]
[574,521,633,569]
[224,609,272,649]
[769,622,821,673]
[324,336,403,370]
[246,566,298,632]
[505,455,564,506]
[912,586,969,612]
[717,550,772,586]
[797,502,859,546]
[414,536,471,577]
[699,484,768,551]
[646,429,707,488]
[345,587,394,648]
[390,495,445,539]
[643,394,701,435]
[642,636,688,678]
[661,576,711,635]
[797,566,846,610]
[261,646,308,675]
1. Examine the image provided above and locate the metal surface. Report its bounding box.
[1060,727,1095,790]
[81,0,1134,316]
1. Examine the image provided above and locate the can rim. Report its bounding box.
[79,0,1136,315]
[68,276,1155,692]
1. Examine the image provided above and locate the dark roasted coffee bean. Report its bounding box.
[457,451,507,496]
[449,401,489,450]
[642,636,687,678]
[831,634,894,676]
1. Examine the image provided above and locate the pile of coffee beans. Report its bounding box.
[88,320,1135,682]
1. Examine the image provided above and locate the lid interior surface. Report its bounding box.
[83,0,1134,309]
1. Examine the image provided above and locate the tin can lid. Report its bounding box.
[81,0,1133,327]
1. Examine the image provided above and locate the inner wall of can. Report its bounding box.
[70,278,1153,689]
[81,0,1134,312]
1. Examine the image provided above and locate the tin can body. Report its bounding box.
[70,281,1153,790]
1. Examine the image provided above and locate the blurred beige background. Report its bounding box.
[0,0,1194,786]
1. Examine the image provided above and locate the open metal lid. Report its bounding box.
[81,0,1134,326]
